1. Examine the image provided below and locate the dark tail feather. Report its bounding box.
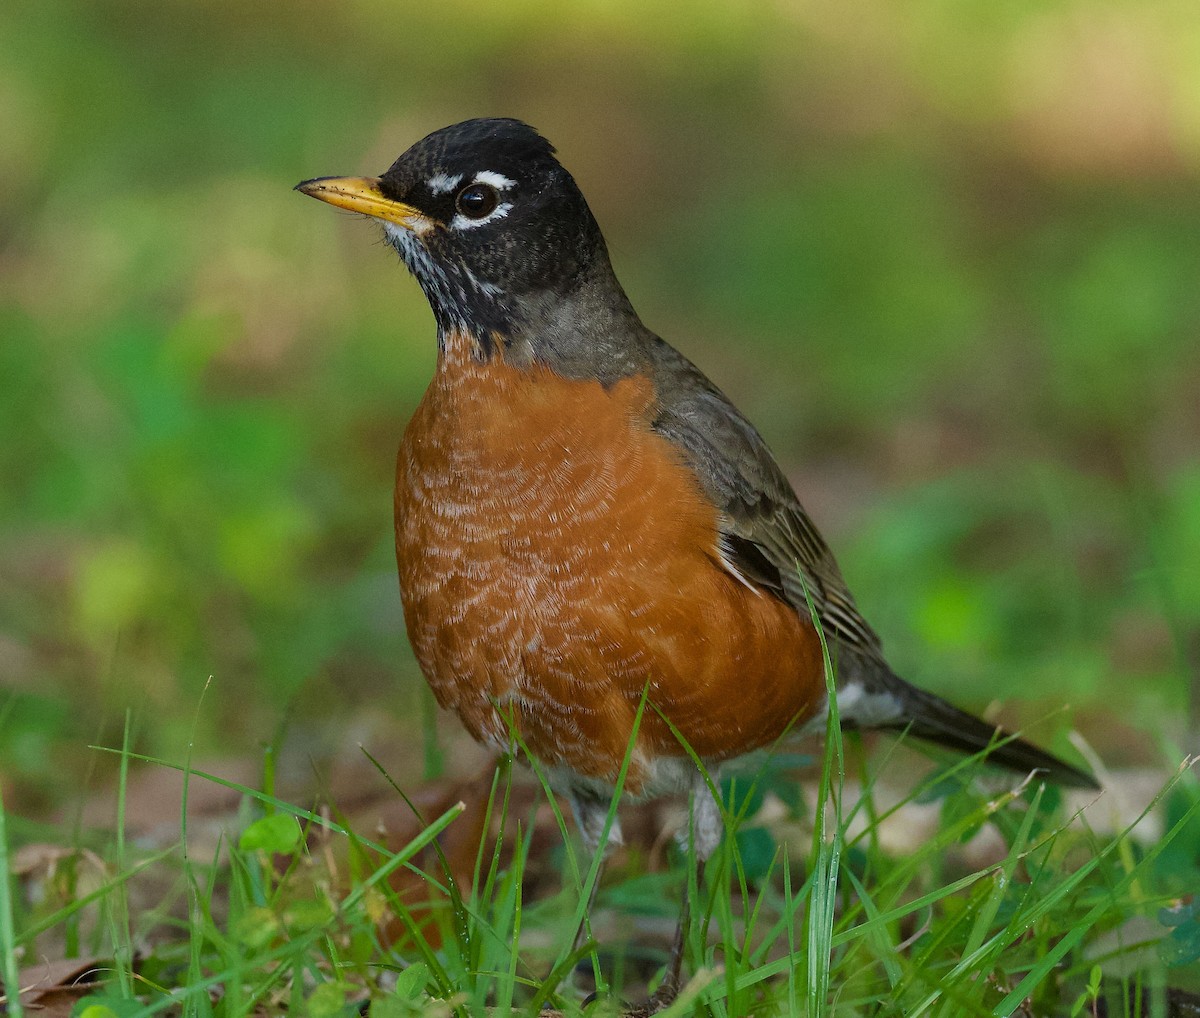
[880,683,1099,790]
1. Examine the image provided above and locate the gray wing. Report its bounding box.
[646,337,886,662]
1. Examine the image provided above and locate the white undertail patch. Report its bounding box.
[835,683,903,728]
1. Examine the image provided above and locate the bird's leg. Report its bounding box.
[654,857,706,1007]
[652,771,722,1009]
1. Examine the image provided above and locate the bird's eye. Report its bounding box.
[455,183,500,220]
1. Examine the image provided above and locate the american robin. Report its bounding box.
[297,118,1096,1003]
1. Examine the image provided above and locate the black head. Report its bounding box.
[297,119,629,353]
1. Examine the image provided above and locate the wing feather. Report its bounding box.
[647,338,885,661]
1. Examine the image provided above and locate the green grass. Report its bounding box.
[3,711,1197,1017]
[0,788,25,1018]
[3,0,1199,813]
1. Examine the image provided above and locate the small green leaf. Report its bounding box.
[1159,900,1197,927]
[73,997,143,1018]
[1160,919,1200,967]
[76,1007,121,1018]
[233,905,279,950]
[369,996,415,1018]
[393,962,429,999]
[734,826,777,884]
[239,813,301,854]
[306,982,347,1018]
[283,897,334,932]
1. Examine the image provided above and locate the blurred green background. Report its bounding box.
[2,0,1198,818]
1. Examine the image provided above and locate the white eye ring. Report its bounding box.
[449,180,513,231]
[441,171,518,231]
[454,182,501,220]
[449,203,513,231]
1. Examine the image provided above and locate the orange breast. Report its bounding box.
[394,334,825,793]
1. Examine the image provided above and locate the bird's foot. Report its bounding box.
[578,974,680,1016]
[645,977,681,1013]
[579,988,632,1013]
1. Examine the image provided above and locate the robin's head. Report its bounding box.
[297,118,624,349]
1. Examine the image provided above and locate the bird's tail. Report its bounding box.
[867,675,1098,790]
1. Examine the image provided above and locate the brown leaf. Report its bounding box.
[8,956,106,1012]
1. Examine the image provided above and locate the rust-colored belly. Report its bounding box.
[394,341,824,793]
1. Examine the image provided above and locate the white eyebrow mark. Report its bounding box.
[473,170,517,190]
[427,172,463,195]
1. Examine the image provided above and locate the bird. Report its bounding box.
[296,117,1097,1006]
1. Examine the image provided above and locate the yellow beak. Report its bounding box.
[294,176,428,231]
